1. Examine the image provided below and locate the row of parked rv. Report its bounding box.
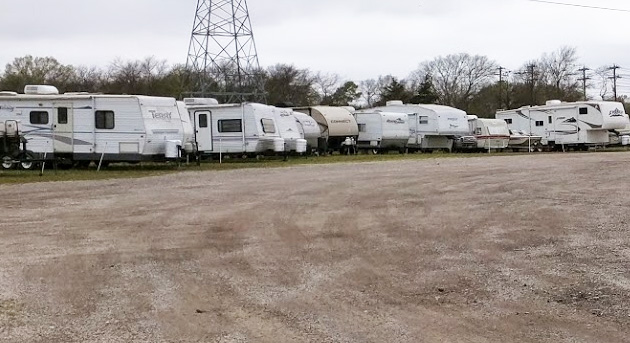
[1,85,629,169]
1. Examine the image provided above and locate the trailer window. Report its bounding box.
[30,111,49,124]
[95,111,115,129]
[358,123,366,132]
[260,118,275,133]
[58,107,68,124]
[218,119,242,133]
[579,107,588,115]
[548,116,552,124]
[198,113,208,128]
[504,119,512,124]
[419,116,429,125]
[535,121,544,127]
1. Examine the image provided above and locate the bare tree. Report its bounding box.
[313,72,340,104]
[540,46,579,92]
[595,66,613,100]
[68,65,105,93]
[418,53,498,109]
[359,79,379,108]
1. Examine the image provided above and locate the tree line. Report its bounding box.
[0,47,627,117]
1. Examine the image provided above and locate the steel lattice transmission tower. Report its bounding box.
[186,0,266,102]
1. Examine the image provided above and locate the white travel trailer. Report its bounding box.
[353,110,410,152]
[470,117,510,150]
[183,99,284,157]
[496,100,630,150]
[370,101,469,152]
[293,106,358,153]
[272,107,307,154]
[293,111,321,152]
[0,85,194,166]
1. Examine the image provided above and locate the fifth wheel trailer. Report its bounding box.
[0,85,195,166]
[370,101,469,152]
[496,100,630,150]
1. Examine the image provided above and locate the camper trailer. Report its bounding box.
[293,111,321,153]
[496,100,630,150]
[0,85,194,167]
[184,99,285,157]
[370,101,469,152]
[292,106,358,154]
[272,107,307,154]
[176,100,197,155]
[471,117,510,150]
[354,111,410,153]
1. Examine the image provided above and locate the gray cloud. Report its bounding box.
[1,0,629,97]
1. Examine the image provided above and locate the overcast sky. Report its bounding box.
[1,0,630,95]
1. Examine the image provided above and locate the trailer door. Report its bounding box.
[194,110,213,151]
[407,113,418,146]
[53,102,73,154]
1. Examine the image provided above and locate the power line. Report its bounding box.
[526,0,630,13]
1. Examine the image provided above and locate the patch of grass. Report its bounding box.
[0,149,583,185]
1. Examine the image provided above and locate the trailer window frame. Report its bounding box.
[358,123,366,132]
[29,111,49,125]
[260,118,276,134]
[58,107,68,124]
[504,118,512,124]
[579,107,588,115]
[535,121,544,127]
[198,113,208,128]
[95,110,115,129]
[218,119,242,133]
[418,116,429,125]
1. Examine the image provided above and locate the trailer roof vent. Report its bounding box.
[386,100,404,106]
[24,85,59,95]
[183,97,219,105]
[545,100,562,106]
[0,91,18,96]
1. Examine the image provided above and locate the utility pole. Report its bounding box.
[517,64,537,105]
[577,66,590,101]
[528,64,536,105]
[608,65,621,101]
[496,66,508,109]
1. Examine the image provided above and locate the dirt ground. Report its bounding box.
[1,152,630,342]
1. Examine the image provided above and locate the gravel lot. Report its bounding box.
[1,152,630,342]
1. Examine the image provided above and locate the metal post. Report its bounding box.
[39,152,47,176]
[97,142,106,172]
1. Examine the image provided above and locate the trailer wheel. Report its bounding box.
[18,152,37,170]
[1,155,15,169]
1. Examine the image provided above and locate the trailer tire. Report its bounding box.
[1,155,15,169]
[18,152,37,170]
